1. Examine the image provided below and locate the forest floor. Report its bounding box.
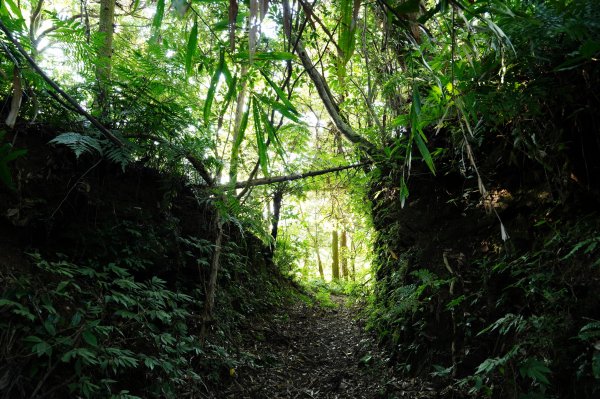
[215,295,441,399]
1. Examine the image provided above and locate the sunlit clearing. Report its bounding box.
[276,183,374,287]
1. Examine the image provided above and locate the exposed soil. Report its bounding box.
[215,296,440,399]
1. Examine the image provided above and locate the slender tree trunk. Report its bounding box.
[201,212,224,341]
[317,248,324,279]
[331,230,340,280]
[340,230,348,281]
[95,0,115,119]
[229,56,250,184]
[350,238,356,281]
[269,188,283,257]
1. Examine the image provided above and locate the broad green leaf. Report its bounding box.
[71,312,82,327]
[185,18,199,76]
[82,330,98,347]
[44,320,56,336]
[252,99,268,176]
[33,341,52,357]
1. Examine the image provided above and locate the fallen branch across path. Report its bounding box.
[219,161,371,190]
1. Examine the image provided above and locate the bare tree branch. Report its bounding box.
[294,38,376,157]
[220,161,371,190]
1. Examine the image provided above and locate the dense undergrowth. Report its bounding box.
[367,1,600,398]
[1,0,600,398]
[0,131,291,398]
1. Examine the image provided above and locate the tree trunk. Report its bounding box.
[350,238,356,281]
[340,230,348,281]
[95,0,115,119]
[293,39,376,157]
[317,248,324,279]
[201,212,224,341]
[269,188,284,257]
[229,52,250,184]
[331,230,340,280]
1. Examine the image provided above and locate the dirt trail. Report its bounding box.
[217,295,438,399]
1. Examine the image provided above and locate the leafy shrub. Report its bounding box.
[0,253,205,398]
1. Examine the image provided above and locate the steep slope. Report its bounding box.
[0,127,288,398]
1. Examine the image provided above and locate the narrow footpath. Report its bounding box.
[217,296,440,399]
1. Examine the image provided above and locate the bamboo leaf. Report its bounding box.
[232,97,250,158]
[252,99,268,176]
[413,128,436,175]
[412,85,422,116]
[132,0,141,13]
[257,100,286,162]
[222,62,234,88]
[400,175,409,208]
[440,0,449,13]
[152,0,166,32]
[338,0,359,62]
[337,0,360,77]
[204,50,225,126]
[257,94,301,124]
[1,0,24,20]
[260,70,299,116]
[223,75,238,105]
[185,18,199,76]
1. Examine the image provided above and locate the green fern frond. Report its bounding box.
[105,144,131,172]
[49,132,103,158]
[49,132,132,171]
